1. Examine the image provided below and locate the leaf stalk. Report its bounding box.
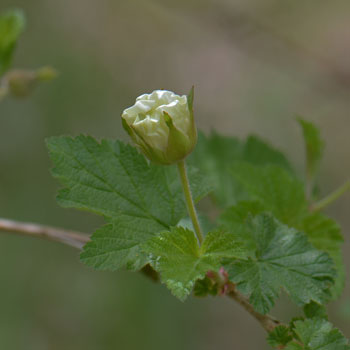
[311,180,350,212]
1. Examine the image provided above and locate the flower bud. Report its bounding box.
[121,88,197,165]
[1,66,57,98]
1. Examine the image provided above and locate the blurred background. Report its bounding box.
[0,0,349,349]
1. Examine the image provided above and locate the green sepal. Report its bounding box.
[187,86,197,151]
[187,86,194,113]
[129,122,168,165]
[164,111,193,162]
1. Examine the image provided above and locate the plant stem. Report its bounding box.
[311,180,350,212]
[177,160,203,245]
[0,217,89,249]
[227,286,281,332]
[0,216,284,335]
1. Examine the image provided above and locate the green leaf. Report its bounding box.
[231,163,307,226]
[193,275,218,297]
[267,325,293,348]
[0,9,25,76]
[220,200,265,255]
[243,135,293,171]
[221,164,345,298]
[143,227,246,301]
[225,214,335,314]
[286,319,350,350]
[47,135,210,271]
[189,131,293,207]
[299,213,344,298]
[189,131,244,207]
[303,301,328,320]
[177,213,215,235]
[298,118,325,185]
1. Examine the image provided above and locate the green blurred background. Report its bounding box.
[0,0,349,349]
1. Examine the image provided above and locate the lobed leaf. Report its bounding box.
[47,135,210,271]
[225,214,335,314]
[143,227,246,301]
[231,162,307,226]
[189,131,293,207]
[267,325,293,348]
[286,318,350,350]
[222,163,345,298]
[303,301,328,320]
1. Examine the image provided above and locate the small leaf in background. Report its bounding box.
[143,227,246,301]
[298,118,325,198]
[231,163,307,226]
[243,135,293,171]
[286,318,350,350]
[299,213,345,298]
[189,131,245,207]
[219,200,265,254]
[47,136,210,271]
[1,66,57,98]
[0,9,25,76]
[267,325,293,348]
[189,131,293,208]
[225,214,335,314]
[303,301,328,320]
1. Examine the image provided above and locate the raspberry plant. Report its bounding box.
[1,8,349,350]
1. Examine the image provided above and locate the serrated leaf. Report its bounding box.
[221,164,345,298]
[189,131,293,207]
[267,325,293,348]
[298,118,325,185]
[219,200,265,254]
[231,163,307,226]
[47,135,210,271]
[143,227,246,301]
[303,301,328,320]
[243,135,293,171]
[286,319,350,350]
[0,9,25,75]
[177,213,215,235]
[193,276,218,297]
[299,213,344,298]
[189,131,244,207]
[225,214,335,314]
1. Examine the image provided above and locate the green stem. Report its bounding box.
[177,160,203,245]
[311,180,350,212]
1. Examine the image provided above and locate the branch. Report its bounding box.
[0,217,282,334]
[0,217,90,249]
[227,285,281,332]
[310,180,350,212]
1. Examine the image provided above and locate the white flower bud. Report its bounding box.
[121,88,197,165]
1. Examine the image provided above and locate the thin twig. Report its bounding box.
[227,286,281,332]
[311,180,350,212]
[0,217,90,249]
[0,217,282,335]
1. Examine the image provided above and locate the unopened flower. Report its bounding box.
[121,89,197,165]
[1,66,57,98]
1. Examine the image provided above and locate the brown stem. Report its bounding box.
[0,217,283,335]
[0,217,89,249]
[227,285,281,332]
